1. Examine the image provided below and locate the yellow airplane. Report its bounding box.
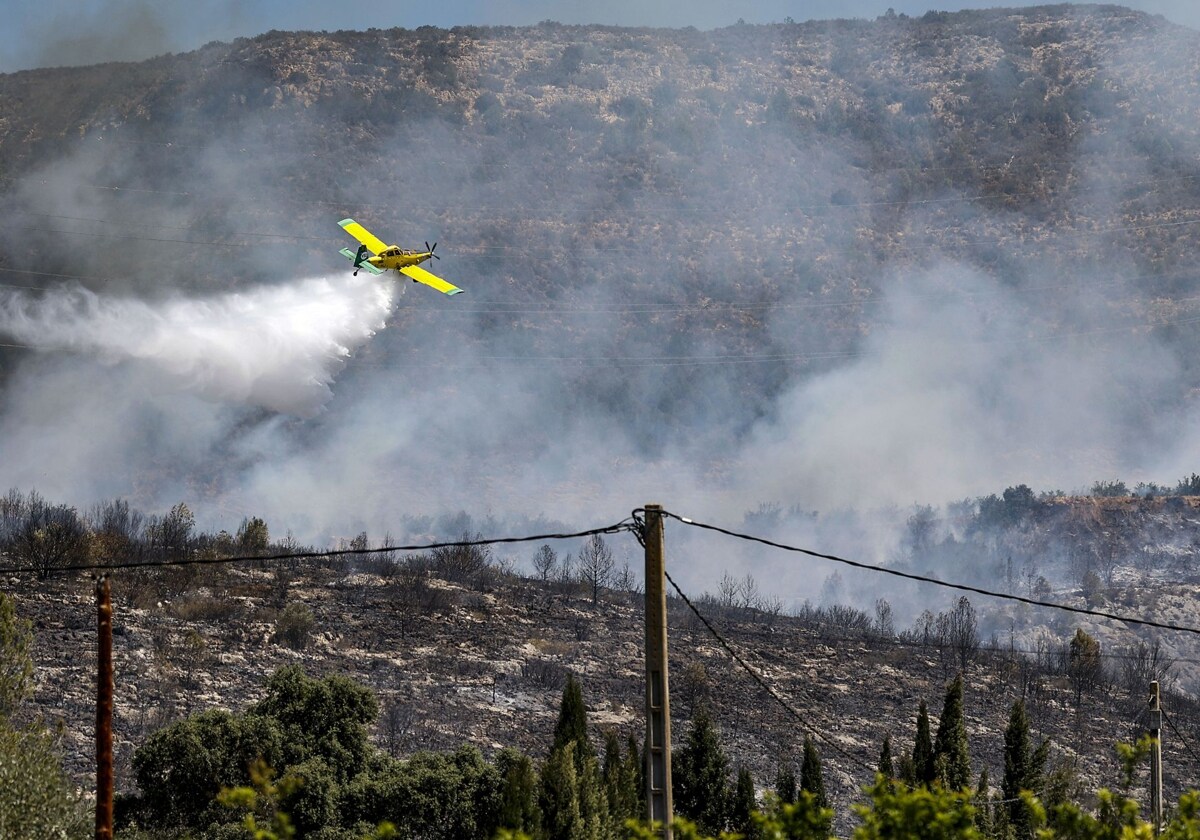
[337,218,464,296]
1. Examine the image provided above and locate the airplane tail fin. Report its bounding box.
[338,248,384,275]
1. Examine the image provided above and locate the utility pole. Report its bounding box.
[96,575,114,840]
[1149,680,1163,837]
[643,504,674,838]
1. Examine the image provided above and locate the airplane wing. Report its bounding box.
[338,218,388,255]
[399,264,465,296]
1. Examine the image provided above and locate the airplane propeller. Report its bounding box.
[425,241,440,261]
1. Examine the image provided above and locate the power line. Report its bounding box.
[650,509,1200,637]
[720,617,1200,667]
[662,566,877,775]
[0,520,635,576]
[1162,707,1200,772]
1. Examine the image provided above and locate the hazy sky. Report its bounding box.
[1,0,1197,73]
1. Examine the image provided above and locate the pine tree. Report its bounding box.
[774,761,797,804]
[912,700,935,788]
[933,675,971,790]
[800,736,828,810]
[878,735,894,780]
[731,766,758,839]
[673,706,730,836]
[552,674,591,767]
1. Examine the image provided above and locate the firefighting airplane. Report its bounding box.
[337,218,464,296]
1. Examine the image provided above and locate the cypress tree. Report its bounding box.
[495,748,539,835]
[552,674,591,767]
[731,766,758,840]
[912,700,935,788]
[774,761,797,804]
[799,736,828,810]
[626,733,645,818]
[974,768,993,839]
[602,730,638,829]
[1002,699,1048,840]
[577,747,608,840]
[539,742,583,840]
[673,706,730,836]
[878,734,894,780]
[933,675,971,790]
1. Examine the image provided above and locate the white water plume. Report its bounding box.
[0,274,396,415]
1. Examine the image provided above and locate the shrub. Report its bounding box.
[274,602,316,650]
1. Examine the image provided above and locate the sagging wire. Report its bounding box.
[0,518,639,576]
[650,509,1200,637]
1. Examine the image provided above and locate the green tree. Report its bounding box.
[878,735,895,780]
[237,516,270,553]
[0,593,88,838]
[933,675,971,790]
[0,590,33,721]
[912,700,935,788]
[132,708,284,827]
[602,730,638,829]
[775,760,798,804]
[974,769,993,839]
[337,746,501,840]
[1003,699,1048,840]
[853,776,980,840]
[552,674,591,765]
[673,706,730,836]
[250,664,379,782]
[278,756,338,835]
[800,736,828,811]
[497,748,540,835]
[627,733,646,819]
[539,741,584,840]
[731,766,758,839]
[755,791,833,840]
[576,744,608,840]
[1068,628,1104,705]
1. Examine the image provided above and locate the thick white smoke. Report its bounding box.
[0,275,396,416]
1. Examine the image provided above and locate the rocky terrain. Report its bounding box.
[5,5,1200,827]
[8,491,1200,821]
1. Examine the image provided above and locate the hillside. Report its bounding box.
[7,490,1200,828]
[6,6,1200,830]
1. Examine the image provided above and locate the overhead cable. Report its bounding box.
[662,566,877,775]
[647,509,1200,637]
[0,520,635,576]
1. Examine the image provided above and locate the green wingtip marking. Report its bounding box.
[337,218,355,227]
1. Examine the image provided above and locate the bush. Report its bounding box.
[0,725,90,839]
[274,602,316,650]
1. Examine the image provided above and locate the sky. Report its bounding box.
[1,0,1198,73]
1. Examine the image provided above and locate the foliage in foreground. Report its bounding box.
[0,590,90,839]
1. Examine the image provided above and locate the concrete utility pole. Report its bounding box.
[96,575,114,840]
[643,504,674,838]
[1150,680,1163,837]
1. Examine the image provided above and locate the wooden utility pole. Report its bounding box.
[643,504,674,838]
[1150,680,1163,837]
[96,576,114,840]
